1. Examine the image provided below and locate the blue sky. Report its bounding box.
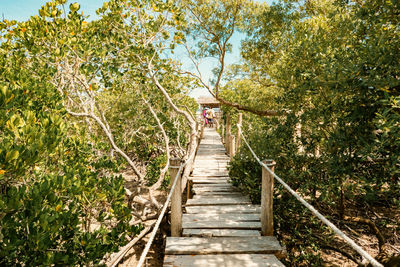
[1,0,273,98]
[0,0,106,21]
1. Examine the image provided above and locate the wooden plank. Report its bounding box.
[194,159,229,163]
[195,157,230,161]
[190,176,230,179]
[182,229,260,237]
[191,176,229,179]
[194,161,229,164]
[165,236,282,255]
[192,188,238,194]
[192,183,232,188]
[192,170,228,175]
[193,184,234,190]
[185,196,251,206]
[185,205,261,214]
[190,195,250,200]
[192,184,234,189]
[191,179,229,184]
[192,189,234,194]
[192,188,237,193]
[164,254,284,267]
[191,172,229,177]
[196,150,226,153]
[194,160,229,163]
[197,146,226,150]
[193,167,228,170]
[194,192,242,197]
[183,213,259,223]
[196,153,227,156]
[192,194,250,200]
[183,221,261,229]
[192,167,228,171]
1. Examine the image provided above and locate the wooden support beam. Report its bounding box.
[261,160,275,236]
[236,113,242,152]
[169,158,183,237]
[186,179,192,200]
[225,114,231,153]
[200,124,204,140]
[221,123,225,144]
[229,134,235,160]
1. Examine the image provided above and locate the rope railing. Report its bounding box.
[237,124,383,267]
[135,149,197,267]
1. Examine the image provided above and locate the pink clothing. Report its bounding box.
[202,110,208,124]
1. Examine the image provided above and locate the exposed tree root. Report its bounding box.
[343,215,387,258]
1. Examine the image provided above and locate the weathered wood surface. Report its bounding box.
[183,221,261,229]
[192,194,248,200]
[195,157,230,161]
[165,236,282,255]
[163,127,282,266]
[192,186,237,192]
[183,213,259,222]
[164,254,284,267]
[193,192,244,197]
[183,229,261,237]
[185,196,251,206]
[192,183,233,188]
[192,166,228,170]
[194,158,229,162]
[169,158,182,237]
[262,160,275,236]
[191,171,229,176]
[185,204,261,214]
[190,178,229,184]
[190,175,230,179]
[192,187,239,194]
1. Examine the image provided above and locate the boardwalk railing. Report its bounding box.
[108,134,199,267]
[236,124,383,267]
[132,124,205,267]
[134,149,197,267]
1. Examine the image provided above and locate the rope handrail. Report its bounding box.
[135,149,197,267]
[237,125,383,267]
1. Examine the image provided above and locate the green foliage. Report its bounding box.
[0,0,198,264]
[221,0,400,264]
[229,157,261,203]
[146,154,167,185]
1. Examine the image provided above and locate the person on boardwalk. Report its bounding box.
[206,108,215,128]
[202,108,208,126]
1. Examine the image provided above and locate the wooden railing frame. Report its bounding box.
[261,159,276,236]
[225,114,231,153]
[169,158,183,237]
[236,113,242,151]
[229,134,235,160]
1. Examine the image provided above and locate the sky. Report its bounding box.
[0,0,274,99]
[0,0,105,22]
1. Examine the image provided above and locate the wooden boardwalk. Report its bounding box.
[163,127,284,267]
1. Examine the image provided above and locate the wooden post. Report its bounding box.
[200,124,204,140]
[225,114,231,153]
[261,160,275,236]
[236,113,242,152]
[221,123,225,144]
[187,180,192,200]
[229,134,235,160]
[169,158,182,237]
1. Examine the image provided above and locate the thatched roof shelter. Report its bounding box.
[197,96,220,108]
